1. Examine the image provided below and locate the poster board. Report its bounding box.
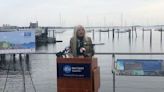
[116,59,164,76]
[0,31,35,54]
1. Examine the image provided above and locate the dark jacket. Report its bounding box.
[70,36,94,57]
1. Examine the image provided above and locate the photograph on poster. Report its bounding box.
[0,31,35,54]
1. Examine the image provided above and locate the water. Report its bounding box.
[1,28,164,92]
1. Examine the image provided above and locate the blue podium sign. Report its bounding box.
[57,63,91,78]
[116,59,164,76]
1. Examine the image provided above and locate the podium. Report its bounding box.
[57,57,100,92]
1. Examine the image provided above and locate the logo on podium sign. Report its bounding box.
[63,65,72,73]
[57,63,91,78]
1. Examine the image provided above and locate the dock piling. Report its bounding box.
[135,27,137,38]
[112,29,115,40]
[99,29,101,41]
[53,30,55,38]
[150,29,153,51]
[142,28,144,40]
[129,29,131,39]
[1,54,6,65]
[0,55,2,65]
[161,28,163,42]
[13,54,16,71]
[45,27,48,38]
[132,26,134,39]
[150,29,152,44]
[108,29,110,38]
[26,54,30,71]
[117,29,119,39]
[92,29,95,40]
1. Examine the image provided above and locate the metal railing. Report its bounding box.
[1,52,164,92]
[95,52,164,92]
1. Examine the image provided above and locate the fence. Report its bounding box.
[1,52,164,92]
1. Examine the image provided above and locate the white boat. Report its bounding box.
[115,28,130,33]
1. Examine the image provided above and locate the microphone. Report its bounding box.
[56,46,70,57]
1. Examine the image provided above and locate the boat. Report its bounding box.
[115,28,130,33]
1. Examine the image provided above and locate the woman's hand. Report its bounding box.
[80,47,86,53]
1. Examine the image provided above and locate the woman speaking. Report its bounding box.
[70,25,94,57]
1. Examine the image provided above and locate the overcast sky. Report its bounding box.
[0,0,164,26]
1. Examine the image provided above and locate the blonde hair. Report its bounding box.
[73,25,86,38]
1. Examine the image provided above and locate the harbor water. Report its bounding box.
[1,28,164,92]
